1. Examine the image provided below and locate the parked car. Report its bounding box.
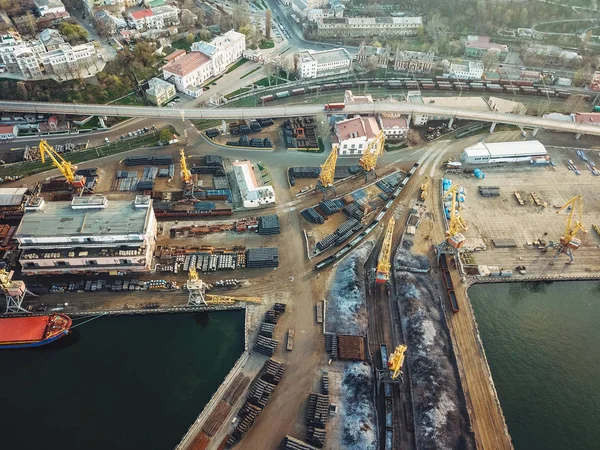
[104,137,109,143]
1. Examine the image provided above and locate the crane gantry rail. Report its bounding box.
[375,217,396,284]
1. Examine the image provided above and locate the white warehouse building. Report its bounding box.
[460,140,548,164]
[232,160,276,208]
[297,48,352,79]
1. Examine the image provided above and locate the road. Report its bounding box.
[3,101,600,136]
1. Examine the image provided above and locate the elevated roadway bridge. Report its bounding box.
[0,101,599,137]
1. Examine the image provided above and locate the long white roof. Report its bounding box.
[463,140,547,158]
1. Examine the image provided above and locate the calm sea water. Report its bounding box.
[0,311,245,450]
[469,281,600,450]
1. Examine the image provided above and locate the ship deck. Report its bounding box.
[0,316,48,343]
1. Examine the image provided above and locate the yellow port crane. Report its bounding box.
[180,148,192,185]
[388,344,407,380]
[436,184,468,256]
[420,180,429,201]
[319,145,338,188]
[358,131,385,175]
[375,217,396,284]
[0,268,35,313]
[39,140,86,188]
[552,195,587,264]
[186,266,262,306]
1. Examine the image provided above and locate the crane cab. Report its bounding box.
[72,174,86,188]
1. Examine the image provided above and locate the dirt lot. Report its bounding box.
[453,146,600,274]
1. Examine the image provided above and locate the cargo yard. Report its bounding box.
[3,81,600,450]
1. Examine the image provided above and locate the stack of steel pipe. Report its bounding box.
[283,436,318,450]
[306,427,326,448]
[306,393,330,428]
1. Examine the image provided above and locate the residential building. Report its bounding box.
[128,5,179,30]
[34,0,67,17]
[393,50,434,73]
[334,115,381,156]
[39,28,65,51]
[356,44,390,67]
[14,47,44,78]
[590,71,600,91]
[162,51,212,96]
[40,42,97,76]
[305,0,344,22]
[378,115,409,139]
[291,0,328,16]
[16,196,157,275]
[163,48,186,63]
[146,77,176,106]
[318,16,422,37]
[243,48,263,62]
[232,161,276,208]
[0,125,17,140]
[94,10,127,35]
[191,29,245,77]
[296,48,352,79]
[464,36,508,61]
[448,60,483,80]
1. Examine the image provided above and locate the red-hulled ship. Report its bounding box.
[0,314,72,349]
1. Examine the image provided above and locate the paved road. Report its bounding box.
[3,101,600,135]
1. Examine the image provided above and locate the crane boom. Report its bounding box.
[443,184,468,237]
[39,140,85,187]
[375,217,396,284]
[180,148,192,184]
[388,344,407,380]
[359,131,385,173]
[552,195,587,264]
[319,145,338,187]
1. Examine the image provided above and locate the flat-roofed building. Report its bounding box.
[297,47,352,79]
[344,89,372,104]
[0,124,17,140]
[334,115,380,156]
[449,60,483,80]
[162,51,212,96]
[460,140,547,164]
[318,16,422,37]
[191,29,246,76]
[15,196,157,275]
[394,50,434,73]
[232,161,276,208]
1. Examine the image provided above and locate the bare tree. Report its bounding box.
[280,53,295,79]
[562,95,588,113]
[24,12,37,36]
[363,55,379,73]
[263,61,278,86]
[482,51,499,71]
[265,10,272,40]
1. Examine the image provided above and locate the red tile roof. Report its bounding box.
[162,52,211,77]
[574,113,600,125]
[164,49,186,62]
[130,9,153,20]
[0,125,14,134]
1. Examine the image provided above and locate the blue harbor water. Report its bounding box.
[0,311,245,450]
[469,281,600,450]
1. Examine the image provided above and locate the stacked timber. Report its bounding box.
[301,207,325,224]
[306,393,330,428]
[316,218,362,251]
[324,333,338,359]
[254,335,278,356]
[202,400,232,437]
[124,155,173,166]
[259,322,275,338]
[246,248,279,268]
[306,427,327,448]
[226,359,286,448]
[283,436,319,450]
[321,374,329,395]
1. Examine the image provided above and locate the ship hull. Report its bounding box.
[0,330,70,349]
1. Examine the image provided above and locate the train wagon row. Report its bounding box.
[259,78,588,104]
[440,254,459,313]
[380,344,394,450]
[314,163,419,271]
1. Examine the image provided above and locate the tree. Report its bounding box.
[160,128,172,143]
[59,22,89,45]
[186,32,195,44]
[92,17,113,39]
[563,95,588,113]
[482,51,499,71]
[263,61,278,86]
[265,10,272,40]
[314,113,331,142]
[233,4,250,31]
[24,12,37,36]
[363,55,379,73]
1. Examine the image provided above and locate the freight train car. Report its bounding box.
[259,94,274,103]
[291,88,305,96]
[447,289,460,313]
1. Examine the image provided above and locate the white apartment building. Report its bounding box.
[14,47,44,78]
[232,161,276,208]
[191,30,246,77]
[128,5,179,31]
[318,16,422,37]
[16,196,157,275]
[297,48,352,79]
[162,51,212,95]
[334,115,381,156]
[378,115,409,139]
[34,0,67,17]
[41,43,97,75]
[448,60,484,80]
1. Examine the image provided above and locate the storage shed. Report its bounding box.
[460,140,547,164]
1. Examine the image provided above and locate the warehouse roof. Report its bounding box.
[16,198,153,238]
[0,187,27,207]
[463,140,547,158]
